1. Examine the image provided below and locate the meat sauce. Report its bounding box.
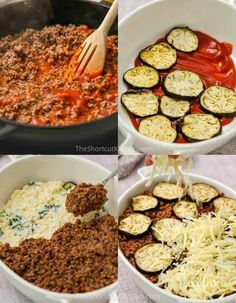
[119,190,214,284]
[128,31,236,143]
[0,25,117,126]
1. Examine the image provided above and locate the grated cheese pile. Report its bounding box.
[157,214,236,300]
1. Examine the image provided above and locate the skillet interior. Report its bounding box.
[0,0,118,153]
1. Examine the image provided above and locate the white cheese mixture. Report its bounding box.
[0,181,101,246]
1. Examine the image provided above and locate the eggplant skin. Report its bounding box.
[163,70,204,100]
[121,89,159,118]
[200,86,236,117]
[118,213,152,238]
[123,66,160,89]
[138,115,177,143]
[188,183,219,204]
[166,27,199,53]
[180,114,222,142]
[159,96,190,120]
[139,42,177,71]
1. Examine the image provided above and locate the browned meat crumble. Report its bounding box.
[66,183,108,216]
[0,215,118,293]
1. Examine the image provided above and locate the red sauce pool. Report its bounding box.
[129,31,236,143]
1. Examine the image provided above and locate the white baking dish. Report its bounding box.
[0,155,118,303]
[119,0,236,155]
[118,172,236,303]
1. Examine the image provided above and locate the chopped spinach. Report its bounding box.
[0,211,9,218]
[0,228,3,237]
[28,181,35,186]
[38,204,60,219]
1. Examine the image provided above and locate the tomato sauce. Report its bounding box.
[129,31,236,142]
[0,25,117,126]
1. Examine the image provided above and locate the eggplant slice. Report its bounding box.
[200,86,236,117]
[173,200,199,219]
[152,218,184,243]
[166,27,199,53]
[121,89,159,117]
[153,182,184,201]
[160,96,190,120]
[181,114,221,142]
[213,197,236,219]
[135,243,173,273]
[118,213,152,237]
[138,115,177,143]
[188,183,219,204]
[139,42,177,70]
[163,70,204,100]
[123,66,160,89]
[131,195,159,212]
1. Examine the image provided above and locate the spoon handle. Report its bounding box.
[99,0,118,35]
[102,168,118,186]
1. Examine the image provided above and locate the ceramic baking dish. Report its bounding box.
[118,171,236,303]
[0,155,118,303]
[119,0,236,155]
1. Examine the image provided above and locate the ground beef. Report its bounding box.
[0,215,117,293]
[119,190,215,284]
[0,24,117,126]
[66,183,108,216]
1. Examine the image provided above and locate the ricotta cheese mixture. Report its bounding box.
[0,181,102,246]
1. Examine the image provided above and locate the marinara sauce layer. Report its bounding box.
[0,25,117,126]
[129,31,236,141]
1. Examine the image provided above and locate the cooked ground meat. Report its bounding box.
[0,24,117,126]
[0,215,117,293]
[66,183,108,216]
[119,190,214,284]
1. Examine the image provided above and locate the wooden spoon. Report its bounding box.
[65,0,118,82]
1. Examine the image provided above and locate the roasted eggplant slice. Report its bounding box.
[213,197,236,219]
[118,213,152,237]
[200,86,236,117]
[160,96,190,120]
[163,70,204,100]
[121,89,159,117]
[166,27,199,53]
[139,42,177,70]
[131,195,159,212]
[138,115,177,143]
[188,183,219,203]
[123,66,160,89]
[152,182,184,201]
[134,243,173,273]
[181,114,221,142]
[173,201,199,219]
[152,218,184,243]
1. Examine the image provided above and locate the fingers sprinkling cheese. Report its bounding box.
[135,243,173,273]
[118,213,152,237]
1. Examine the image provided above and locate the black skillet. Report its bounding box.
[0,0,117,154]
